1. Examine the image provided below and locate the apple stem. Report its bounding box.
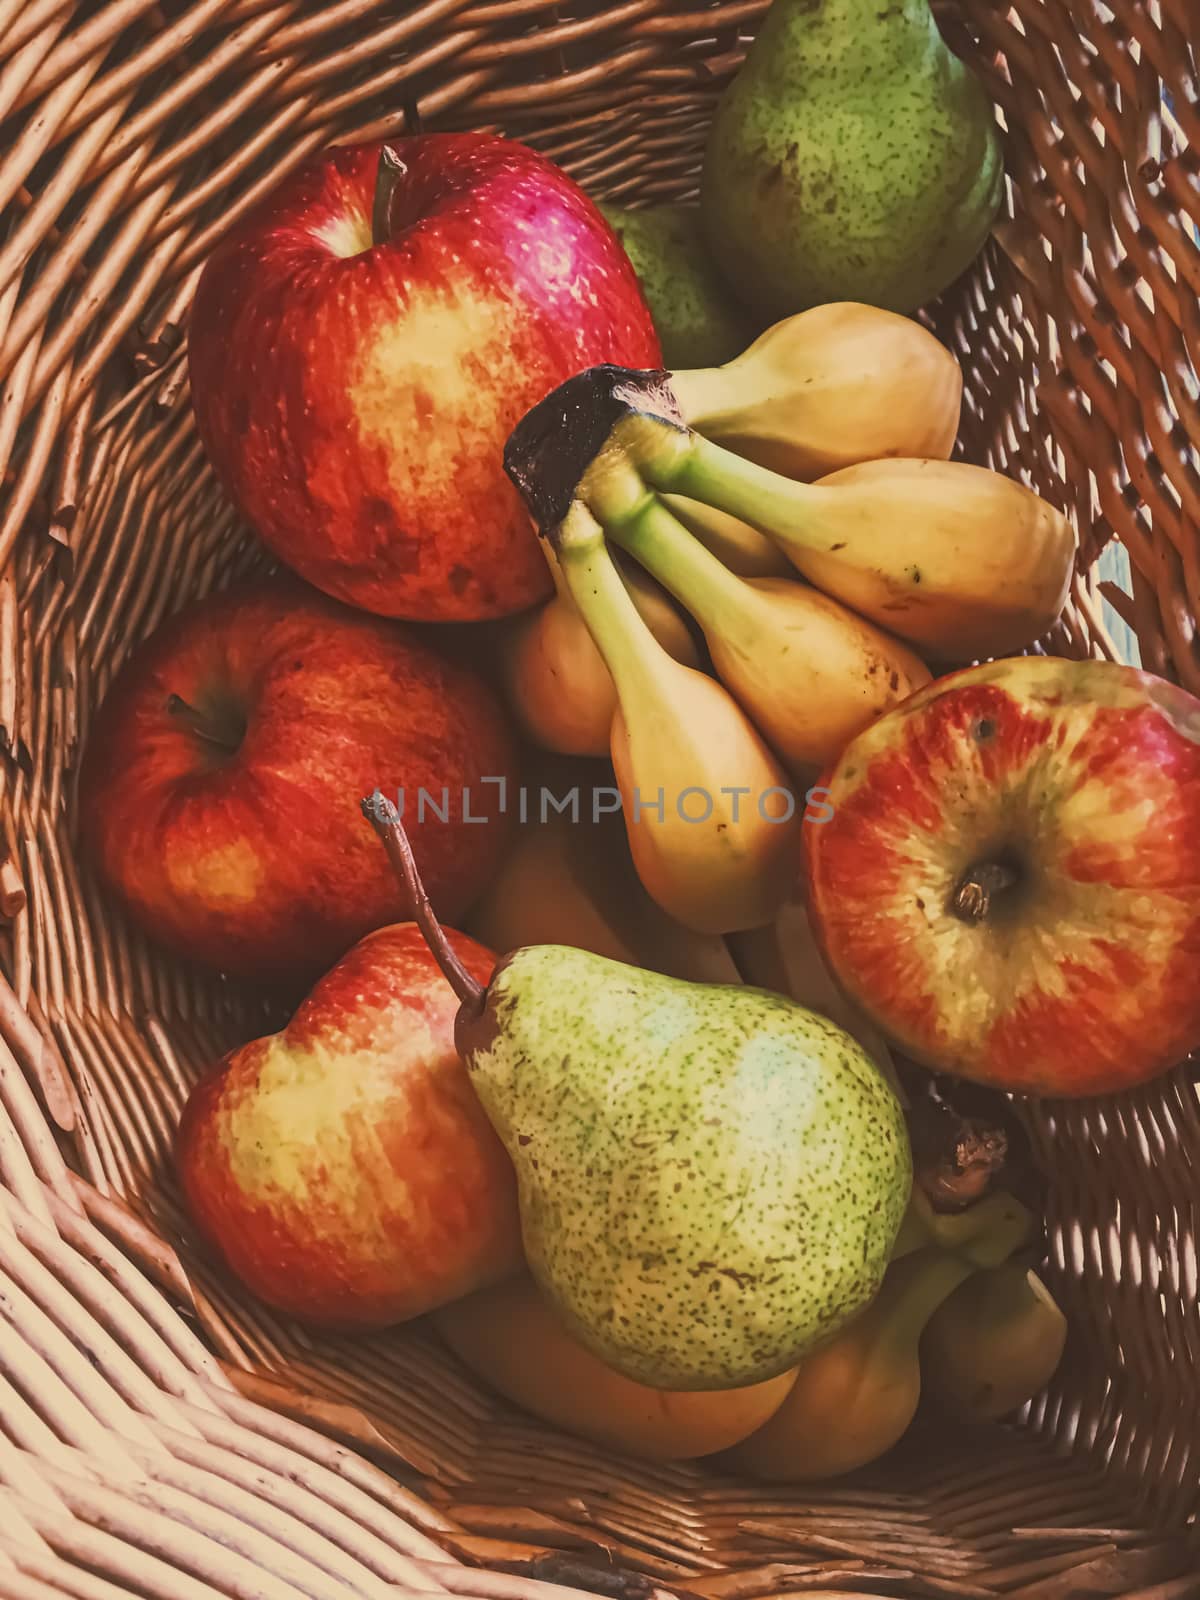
[372,145,405,245]
[361,789,486,1013]
[951,861,1019,925]
[165,693,242,755]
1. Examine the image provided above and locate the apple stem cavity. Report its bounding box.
[950,860,1020,926]
[372,145,405,246]
[361,789,486,1014]
[165,693,243,756]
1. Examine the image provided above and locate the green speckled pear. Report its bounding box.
[363,791,910,1391]
[598,203,755,368]
[466,945,911,1389]
[701,0,1004,316]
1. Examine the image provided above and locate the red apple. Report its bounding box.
[80,579,517,983]
[805,656,1200,1097]
[176,922,521,1327]
[187,134,661,623]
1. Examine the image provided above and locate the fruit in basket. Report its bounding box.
[469,784,643,967]
[79,580,516,982]
[700,0,1004,317]
[187,134,660,624]
[467,758,743,984]
[729,895,904,1102]
[496,546,700,758]
[905,1074,1042,1215]
[175,923,521,1327]
[619,410,1075,662]
[668,303,963,480]
[727,1245,989,1480]
[805,656,1200,1097]
[503,367,1074,663]
[587,453,931,776]
[662,495,791,578]
[598,202,754,368]
[434,1273,798,1460]
[364,794,912,1388]
[899,1186,1036,1268]
[920,1263,1067,1422]
[548,504,801,932]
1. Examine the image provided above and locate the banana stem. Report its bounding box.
[882,1249,978,1351]
[889,1199,931,1261]
[551,502,676,708]
[624,417,833,555]
[907,1186,1035,1268]
[601,479,759,636]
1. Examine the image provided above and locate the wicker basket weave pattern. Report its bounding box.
[0,1,1198,1596]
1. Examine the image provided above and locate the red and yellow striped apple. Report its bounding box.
[187,134,661,623]
[805,657,1200,1098]
[176,922,521,1327]
[81,579,517,984]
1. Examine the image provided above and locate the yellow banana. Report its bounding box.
[467,756,743,983]
[920,1263,1067,1422]
[590,458,931,775]
[670,302,963,480]
[727,1248,975,1481]
[551,503,800,934]
[496,544,700,756]
[435,1273,797,1462]
[619,413,1077,662]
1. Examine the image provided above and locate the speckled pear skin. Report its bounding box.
[700,0,1004,317]
[597,203,754,369]
[462,944,912,1390]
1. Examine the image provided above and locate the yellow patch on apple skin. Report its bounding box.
[173,837,263,911]
[313,208,373,260]
[217,1036,410,1258]
[348,289,526,496]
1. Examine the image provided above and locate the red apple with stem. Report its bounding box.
[187,135,662,623]
[176,922,522,1327]
[805,656,1200,1098]
[80,578,517,984]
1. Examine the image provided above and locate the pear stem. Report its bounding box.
[165,693,242,755]
[361,790,485,1013]
[372,145,405,245]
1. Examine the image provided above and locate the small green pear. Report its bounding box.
[701,0,1004,316]
[364,787,911,1391]
[598,203,755,369]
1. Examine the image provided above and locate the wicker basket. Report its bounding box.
[1,2,1198,1596]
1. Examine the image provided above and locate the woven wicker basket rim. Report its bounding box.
[0,1,1198,1597]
